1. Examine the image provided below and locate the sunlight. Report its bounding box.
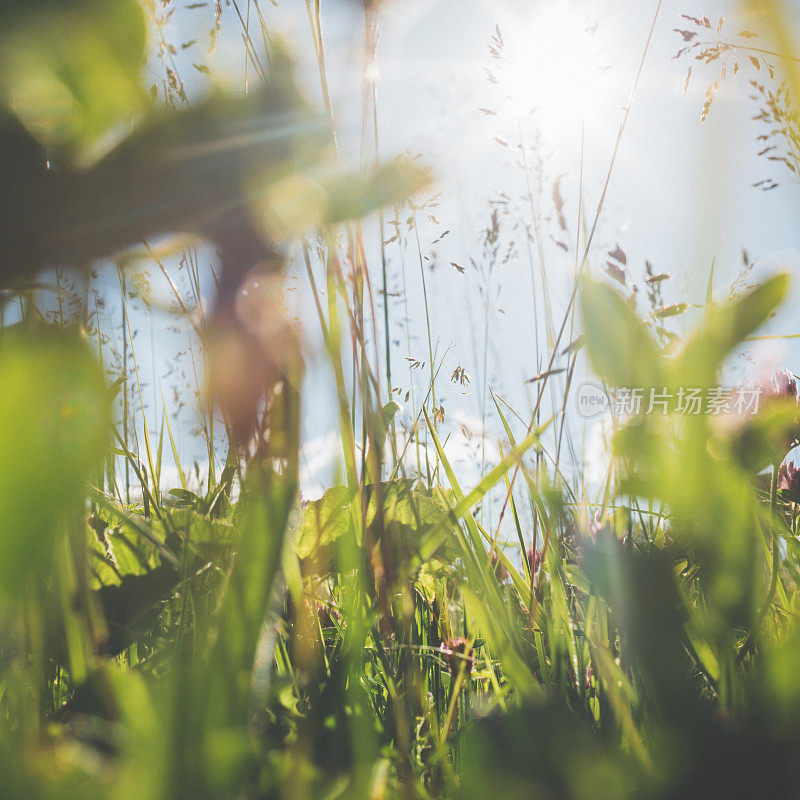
[498,1,610,135]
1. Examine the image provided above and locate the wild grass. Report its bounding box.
[3,1,800,799]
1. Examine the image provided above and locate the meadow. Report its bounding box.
[3,1,800,798]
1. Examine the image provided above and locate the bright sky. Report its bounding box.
[125,0,800,503]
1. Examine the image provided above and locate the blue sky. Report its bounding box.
[123,0,800,501]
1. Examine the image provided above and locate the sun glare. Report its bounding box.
[498,2,609,136]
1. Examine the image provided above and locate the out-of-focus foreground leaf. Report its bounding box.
[0,0,429,441]
[0,22,429,300]
[0,325,110,595]
[579,276,662,388]
[460,700,641,800]
[0,0,147,154]
[580,273,791,627]
[674,273,788,388]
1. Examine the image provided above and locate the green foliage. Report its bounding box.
[461,700,640,800]
[580,277,662,388]
[0,324,109,595]
[0,0,147,154]
[4,1,800,799]
[296,480,455,573]
[582,272,794,624]
[676,273,789,389]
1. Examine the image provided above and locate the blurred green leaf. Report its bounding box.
[674,273,789,388]
[0,325,109,595]
[0,0,147,154]
[256,158,431,240]
[723,398,799,473]
[580,276,661,388]
[460,701,640,800]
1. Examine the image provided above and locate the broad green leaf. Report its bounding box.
[0,0,148,153]
[720,398,799,473]
[580,275,661,387]
[674,272,789,388]
[295,485,356,560]
[0,325,109,595]
[256,158,431,240]
[296,480,455,573]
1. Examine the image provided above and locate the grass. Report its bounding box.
[4,1,800,799]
